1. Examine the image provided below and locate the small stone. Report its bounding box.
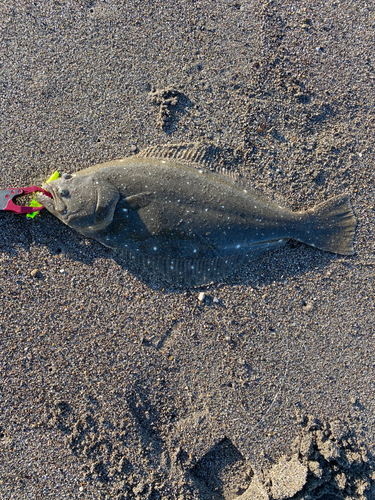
[303,301,314,312]
[198,292,206,302]
[213,297,219,303]
[129,144,138,153]
[30,269,41,278]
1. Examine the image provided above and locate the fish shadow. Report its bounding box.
[0,211,346,294]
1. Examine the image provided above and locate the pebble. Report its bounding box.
[30,269,41,278]
[198,292,206,302]
[303,301,314,312]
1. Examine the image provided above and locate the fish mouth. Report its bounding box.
[37,184,67,214]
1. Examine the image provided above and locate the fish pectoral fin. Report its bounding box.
[125,192,154,210]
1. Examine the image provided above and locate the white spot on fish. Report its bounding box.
[153,247,157,251]
[236,244,240,249]
[123,208,128,212]
[161,160,166,163]
[193,249,197,253]
[205,208,208,212]
[244,190,247,193]
[278,239,283,242]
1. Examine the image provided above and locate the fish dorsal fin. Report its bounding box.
[124,192,154,210]
[137,142,242,181]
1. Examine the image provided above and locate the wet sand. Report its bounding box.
[0,1,374,498]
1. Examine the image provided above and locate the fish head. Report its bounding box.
[37,172,120,234]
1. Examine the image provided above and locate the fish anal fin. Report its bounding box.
[114,250,246,286]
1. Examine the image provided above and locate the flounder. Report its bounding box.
[37,143,356,285]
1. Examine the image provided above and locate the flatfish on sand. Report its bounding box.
[37,143,356,285]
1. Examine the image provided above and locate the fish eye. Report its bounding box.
[62,173,72,180]
[59,189,69,197]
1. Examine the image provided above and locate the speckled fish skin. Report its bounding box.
[37,153,356,285]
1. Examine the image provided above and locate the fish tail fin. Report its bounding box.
[296,194,356,255]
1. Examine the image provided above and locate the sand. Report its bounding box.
[0,1,374,499]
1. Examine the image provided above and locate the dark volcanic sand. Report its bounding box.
[0,1,375,499]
